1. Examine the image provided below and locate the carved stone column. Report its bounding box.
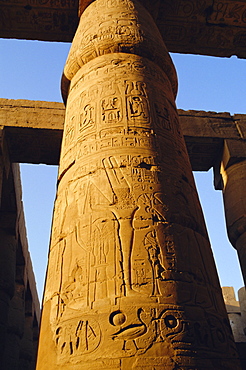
[36,0,240,368]
[0,129,18,368]
[1,282,25,370]
[220,139,246,286]
[0,228,17,366]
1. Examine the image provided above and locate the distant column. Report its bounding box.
[1,282,25,370]
[238,287,246,337]
[36,0,240,368]
[0,229,17,366]
[220,139,246,286]
[0,131,18,368]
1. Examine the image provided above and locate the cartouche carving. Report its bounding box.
[55,318,101,357]
[126,81,150,124]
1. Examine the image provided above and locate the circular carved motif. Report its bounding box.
[164,314,178,329]
[56,318,101,357]
[109,310,127,326]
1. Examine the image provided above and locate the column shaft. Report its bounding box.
[37,0,240,368]
[221,160,246,285]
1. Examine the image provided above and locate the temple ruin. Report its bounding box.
[1,0,246,368]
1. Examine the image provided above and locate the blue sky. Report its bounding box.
[0,38,245,300]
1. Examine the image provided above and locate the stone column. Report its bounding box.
[1,282,25,370]
[222,286,246,343]
[36,0,240,368]
[238,287,246,335]
[0,129,18,367]
[0,229,17,366]
[220,139,246,286]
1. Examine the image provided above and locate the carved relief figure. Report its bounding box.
[36,0,240,366]
[91,218,112,301]
[144,230,165,296]
[103,156,137,296]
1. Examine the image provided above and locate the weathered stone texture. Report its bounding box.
[0,99,64,165]
[216,127,246,287]
[2,98,246,172]
[1,0,246,58]
[36,0,240,368]
[222,286,246,343]
[222,287,246,369]
[178,110,246,171]
[0,0,79,42]
[0,136,40,369]
[0,99,64,130]
[221,159,246,285]
[155,0,246,58]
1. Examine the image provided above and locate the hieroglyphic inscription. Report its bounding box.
[57,47,226,319]
[0,0,77,8]
[60,58,180,176]
[0,7,77,37]
[157,0,210,21]
[155,0,246,57]
[209,0,246,26]
[158,0,246,26]
[125,81,150,124]
[107,305,233,358]
[55,318,101,357]
[36,0,240,367]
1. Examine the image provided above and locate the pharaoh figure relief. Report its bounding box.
[36,0,240,368]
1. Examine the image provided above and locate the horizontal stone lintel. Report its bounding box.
[1,0,246,59]
[1,98,246,170]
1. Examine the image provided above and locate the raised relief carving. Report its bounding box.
[133,259,146,287]
[62,258,87,305]
[80,103,95,131]
[110,308,156,354]
[134,192,167,229]
[102,156,137,296]
[126,81,150,125]
[55,318,101,357]
[56,153,168,302]
[209,1,246,26]
[107,0,135,11]
[164,237,176,271]
[78,88,99,136]
[154,93,172,133]
[101,97,122,124]
[90,216,118,303]
[64,116,75,145]
[111,308,148,351]
[158,309,185,346]
[37,0,240,367]
[99,81,124,128]
[144,230,165,296]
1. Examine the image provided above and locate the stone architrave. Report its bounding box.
[36,0,240,368]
